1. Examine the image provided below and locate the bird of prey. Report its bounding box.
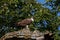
[16,17,34,29]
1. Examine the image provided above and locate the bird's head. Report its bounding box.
[30,17,34,22]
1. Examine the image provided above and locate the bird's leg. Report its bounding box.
[26,25,29,29]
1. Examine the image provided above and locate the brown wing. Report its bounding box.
[17,19,32,26]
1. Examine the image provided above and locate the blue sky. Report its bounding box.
[58,26,60,30]
[37,0,52,10]
[37,0,46,4]
[57,12,60,16]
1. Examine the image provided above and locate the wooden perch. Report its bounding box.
[0,28,44,40]
[0,27,54,40]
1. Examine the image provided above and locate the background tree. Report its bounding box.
[0,0,60,40]
[45,0,60,40]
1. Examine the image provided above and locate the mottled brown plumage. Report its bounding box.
[16,17,34,27]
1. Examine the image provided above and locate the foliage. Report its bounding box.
[0,0,60,40]
[45,0,60,40]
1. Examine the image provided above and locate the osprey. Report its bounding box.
[16,17,34,28]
